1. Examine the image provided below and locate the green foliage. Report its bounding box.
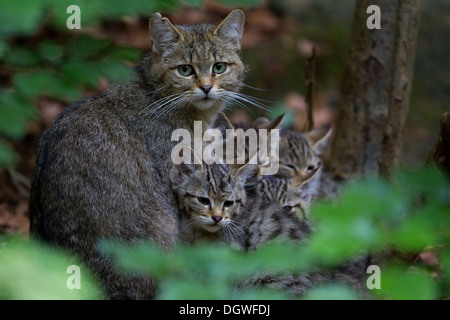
[0,236,103,299]
[0,167,447,299]
[99,167,450,300]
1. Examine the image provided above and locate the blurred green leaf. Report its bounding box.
[393,215,437,251]
[0,40,8,59]
[3,47,39,68]
[0,236,103,299]
[0,141,16,167]
[67,35,111,59]
[160,279,230,300]
[303,284,358,300]
[0,91,36,139]
[396,167,449,203]
[376,266,438,300]
[38,41,64,62]
[61,61,100,88]
[0,0,45,36]
[106,47,142,62]
[98,60,134,84]
[217,0,264,7]
[13,71,81,101]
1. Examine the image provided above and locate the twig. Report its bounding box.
[303,46,316,132]
[6,168,31,198]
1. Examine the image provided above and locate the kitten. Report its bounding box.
[170,157,254,245]
[30,10,248,299]
[251,117,338,202]
[215,113,334,201]
[237,175,314,250]
[235,175,368,298]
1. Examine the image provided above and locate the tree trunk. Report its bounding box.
[328,0,423,180]
[380,0,424,176]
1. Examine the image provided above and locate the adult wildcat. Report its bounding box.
[30,10,247,299]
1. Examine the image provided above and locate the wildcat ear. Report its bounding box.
[213,9,245,51]
[303,125,332,155]
[255,114,285,130]
[149,12,185,55]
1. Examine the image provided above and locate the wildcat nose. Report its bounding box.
[211,215,222,223]
[200,85,212,94]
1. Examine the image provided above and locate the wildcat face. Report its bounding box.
[170,160,253,236]
[149,10,246,111]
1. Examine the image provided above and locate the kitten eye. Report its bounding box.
[286,165,296,170]
[283,205,294,212]
[197,197,210,206]
[223,200,234,208]
[178,65,194,77]
[307,165,315,172]
[212,62,227,74]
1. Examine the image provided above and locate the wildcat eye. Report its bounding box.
[223,200,234,208]
[197,197,210,206]
[178,65,194,77]
[283,205,294,212]
[212,62,227,74]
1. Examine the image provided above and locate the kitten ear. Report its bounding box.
[149,12,185,55]
[252,117,270,128]
[170,161,204,186]
[213,9,245,51]
[170,147,205,185]
[231,152,257,184]
[291,175,305,189]
[291,165,321,188]
[304,125,332,155]
[255,114,285,130]
[170,162,193,186]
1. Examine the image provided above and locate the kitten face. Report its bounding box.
[255,176,310,219]
[171,161,253,234]
[149,10,246,110]
[237,176,313,250]
[277,129,327,180]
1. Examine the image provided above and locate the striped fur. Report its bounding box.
[237,176,313,250]
[170,161,254,245]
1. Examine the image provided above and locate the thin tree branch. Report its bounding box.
[303,46,316,132]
